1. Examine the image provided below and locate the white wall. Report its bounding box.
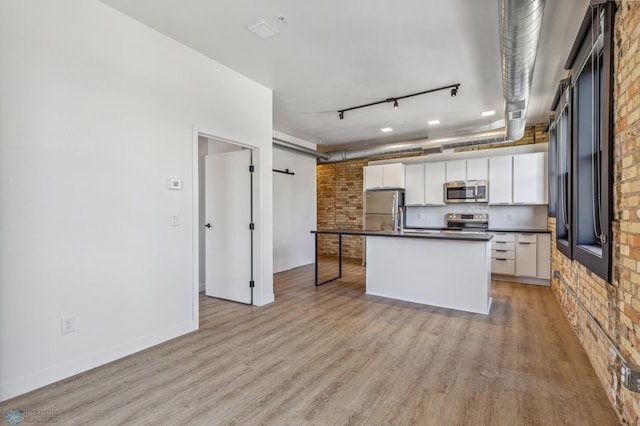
[0,0,273,400]
[272,132,317,272]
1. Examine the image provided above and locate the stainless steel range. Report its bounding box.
[443,213,489,233]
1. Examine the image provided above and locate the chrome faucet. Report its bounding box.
[396,207,404,233]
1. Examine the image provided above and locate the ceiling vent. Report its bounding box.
[248,21,280,40]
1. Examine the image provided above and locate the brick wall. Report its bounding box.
[549,2,640,423]
[316,126,545,260]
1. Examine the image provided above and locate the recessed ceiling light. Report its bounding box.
[481,110,496,117]
[248,20,280,40]
[428,120,440,125]
[380,127,393,132]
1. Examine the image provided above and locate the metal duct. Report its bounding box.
[317,0,544,163]
[273,137,330,161]
[321,141,425,163]
[499,0,545,141]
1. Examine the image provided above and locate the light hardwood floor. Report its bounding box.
[1,258,620,425]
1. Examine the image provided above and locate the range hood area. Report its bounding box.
[274,0,546,163]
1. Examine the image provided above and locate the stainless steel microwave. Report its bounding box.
[444,180,488,203]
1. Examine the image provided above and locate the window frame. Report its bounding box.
[566,2,614,281]
[553,87,573,260]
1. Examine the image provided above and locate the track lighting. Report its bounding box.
[337,83,460,120]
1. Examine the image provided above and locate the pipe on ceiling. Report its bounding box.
[273,137,330,161]
[316,0,545,163]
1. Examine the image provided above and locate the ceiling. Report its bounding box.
[99,0,589,151]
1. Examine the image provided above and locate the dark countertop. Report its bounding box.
[404,226,551,234]
[487,228,551,234]
[311,229,493,242]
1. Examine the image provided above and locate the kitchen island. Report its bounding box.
[311,229,493,315]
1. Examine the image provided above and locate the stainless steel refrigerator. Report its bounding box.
[363,190,404,231]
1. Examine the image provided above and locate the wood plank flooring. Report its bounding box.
[1,257,620,425]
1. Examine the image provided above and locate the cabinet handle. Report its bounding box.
[519,242,531,245]
[495,241,507,244]
[495,249,507,252]
[496,258,507,261]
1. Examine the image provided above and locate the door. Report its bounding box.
[205,149,252,304]
[273,172,293,273]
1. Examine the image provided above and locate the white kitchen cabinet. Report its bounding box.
[515,234,537,277]
[364,163,406,190]
[536,234,551,279]
[466,158,488,180]
[424,162,446,205]
[488,155,513,204]
[490,231,551,284]
[364,165,383,189]
[491,233,516,275]
[446,160,466,182]
[445,158,487,182]
[405,164,425,205]
[512,152,548,204]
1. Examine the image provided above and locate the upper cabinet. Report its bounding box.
[401,150,547,206]
[512,152,548,204]
[364,163,405,190]
[488,155,513,204]
[405,164,425,205]
[405,162,446,205]
[488,152,547,205]
[424,162,446,205]
[466,158,488,180]
[445,160,466,182]
[445,158,488,182]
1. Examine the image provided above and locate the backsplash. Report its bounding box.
[405,204,548,230]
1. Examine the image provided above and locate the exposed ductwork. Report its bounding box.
[315,0,545,163]
[273,137,330,161]
[499,0,545,141]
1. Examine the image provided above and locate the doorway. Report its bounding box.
[197,135,254,305]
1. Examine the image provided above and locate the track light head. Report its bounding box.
[393,99,399,110]
[450,87,458,97]
[338,111,344,120]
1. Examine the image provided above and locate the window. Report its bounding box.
[560,2,614,281]
[552,86,572,260]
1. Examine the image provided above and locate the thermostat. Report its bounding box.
[168,178,182,190]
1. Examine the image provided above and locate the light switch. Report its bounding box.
[170,214,180,226]
[168,178,182,190]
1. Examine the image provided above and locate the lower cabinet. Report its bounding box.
[515,234,537,277]
[491,233,515,275]
[490,232,551,284]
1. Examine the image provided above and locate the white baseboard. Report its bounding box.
[256,292,275,306]
[0,320,197,402]
[492,274,550,286]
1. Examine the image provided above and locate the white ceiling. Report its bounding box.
[99,0,588,150]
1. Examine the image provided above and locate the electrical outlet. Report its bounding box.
[507,213,513,221]
[61,316,76,334]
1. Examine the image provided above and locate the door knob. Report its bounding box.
[204,223,211,228]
